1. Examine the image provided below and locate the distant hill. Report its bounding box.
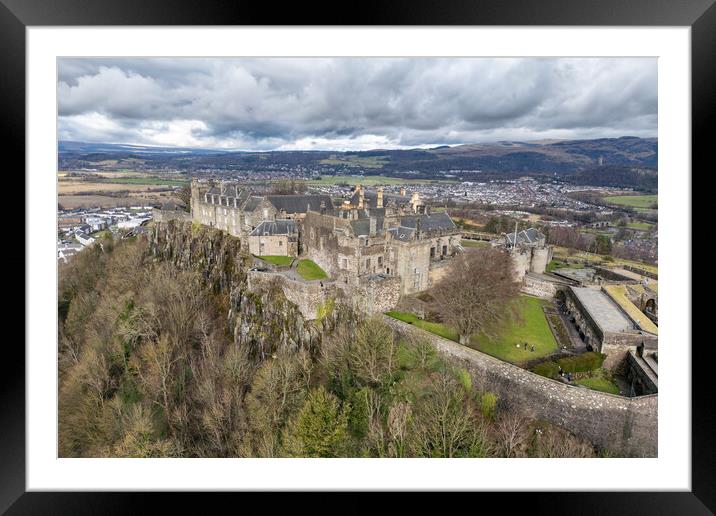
[58,136,657,190]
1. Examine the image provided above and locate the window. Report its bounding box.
[365,238,369,246]
[366,258,371,269]
[279,240,283,247]
[442,245,448,255]
[430,247,436,258]
[378,256,383,266]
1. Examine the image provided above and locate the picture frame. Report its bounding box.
[3,0,710,511]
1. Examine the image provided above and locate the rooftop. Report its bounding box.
[603,285,658,334]
[570,286,634,334]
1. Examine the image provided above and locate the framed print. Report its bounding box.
[3,0,712,512]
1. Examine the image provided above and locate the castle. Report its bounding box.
[190,180,462,296]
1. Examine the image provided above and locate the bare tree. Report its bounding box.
[495,412,529,458]
[431,247,520,345]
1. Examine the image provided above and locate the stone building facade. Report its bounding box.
[191,179,462,298]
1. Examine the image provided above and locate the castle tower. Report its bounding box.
[358,189,365,209]
[377,188,384,208]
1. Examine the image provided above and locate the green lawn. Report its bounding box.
[296,259,328,280]
[545,259,578,273]
[387,296,558,364]
[256,255,293,266]
[602,194,657,209]
[460,239,490,249]
[575,376,620,395]
[626,221,655,231]
[386,311,459,341]
[470,296,558,363]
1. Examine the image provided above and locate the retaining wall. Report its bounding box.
[382,315,658,457]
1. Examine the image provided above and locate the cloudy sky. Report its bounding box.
[57,57,657,151]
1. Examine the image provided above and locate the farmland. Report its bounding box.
[602,194,657,209]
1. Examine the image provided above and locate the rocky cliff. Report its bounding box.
[148,221,346,359]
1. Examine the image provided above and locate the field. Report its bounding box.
[551,246,658,275]
[626,221,655,231]
[296,259,328,280]
[100,177,187,186]
[602,194,657,209]
[57,172,185,209]
[318,155,390,169]
[307,175,456,186]
[387,295,558,364]
[58,180,173,194]
[58,192,175,209]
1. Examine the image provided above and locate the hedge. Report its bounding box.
[532,361,560,379]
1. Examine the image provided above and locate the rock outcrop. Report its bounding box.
[148,221,347,359]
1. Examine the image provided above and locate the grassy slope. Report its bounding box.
[575,376,620,395]
[296,259,328,280]
[256,255,293,266]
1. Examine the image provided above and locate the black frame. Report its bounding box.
[3,0,711,513]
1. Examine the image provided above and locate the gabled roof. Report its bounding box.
[266,195,334,214]
[506,227,544,246]
[243,196,264,212]
[388,226,416,240]
[399,212,457,233]
[351,217,385,237]
[249,219,298,237]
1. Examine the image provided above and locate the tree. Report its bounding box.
[177,183,192,212]
[431,248,520,345]
[282,386,350,457]
[407,371,478,457]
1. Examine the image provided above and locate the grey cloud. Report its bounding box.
[57,57,657,150]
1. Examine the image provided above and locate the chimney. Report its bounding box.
[400,187,406,196]
[358,190,365,209]
[411,192,420,212]
[377,188,384,208]
[369,216,377,237]
[355,183,362,193]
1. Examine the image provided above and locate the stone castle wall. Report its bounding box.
[383,315,657,457]
[152,208,192,223]
[247,271,333,320]
[521,274,559,298]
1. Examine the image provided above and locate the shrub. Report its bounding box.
[455,368,472,393]
[532,361,560,379]
[556,352,606,373]
[480,392,497,420]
